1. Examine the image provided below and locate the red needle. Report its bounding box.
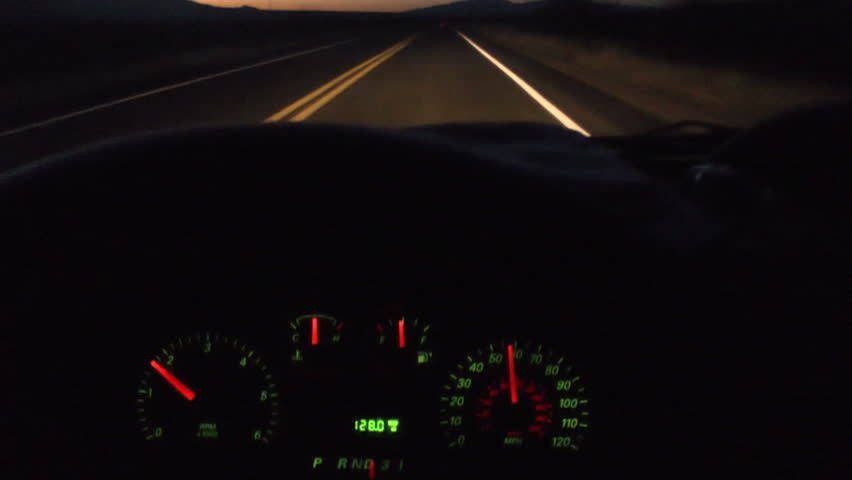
[507,344,518,404]
[369,460,375,480]
[150,360,196,401]
[398,318,406,349]
[311,316,319,345]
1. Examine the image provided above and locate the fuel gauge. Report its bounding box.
[375,316,433,367]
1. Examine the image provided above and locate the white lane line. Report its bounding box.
[456,31,590,137]
[0,38,357,138]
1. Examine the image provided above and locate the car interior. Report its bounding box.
[2,100,850,479]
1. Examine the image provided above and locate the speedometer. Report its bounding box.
[439,340,589,451]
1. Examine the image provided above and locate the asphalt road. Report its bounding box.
[0,26,664,172]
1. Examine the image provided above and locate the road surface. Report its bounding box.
[0,26,662,172]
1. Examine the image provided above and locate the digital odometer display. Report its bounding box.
[439,340,589,451]
[353,417,402,435]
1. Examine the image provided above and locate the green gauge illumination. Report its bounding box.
[353,417,401,435]
[439,340,589,451]
[136,332,279,445]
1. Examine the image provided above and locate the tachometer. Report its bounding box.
[136,332,279,445]
[438,340,589,451]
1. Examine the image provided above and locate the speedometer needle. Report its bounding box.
[507,344,518,404]
[150,360,196,401]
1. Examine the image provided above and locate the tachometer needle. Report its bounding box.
[369,460,375,480]
[150,360,196,401]
[398,318,406,349]
[507,344,518,404]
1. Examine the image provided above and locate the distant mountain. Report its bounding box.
[3,0,396,24]
[407,0,546,18]
[4,0,269,23]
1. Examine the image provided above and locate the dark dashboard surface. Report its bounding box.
[2,116,849,479]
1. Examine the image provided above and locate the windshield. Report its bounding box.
[2,0,849,169]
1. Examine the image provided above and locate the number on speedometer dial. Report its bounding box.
[439,340,589,451]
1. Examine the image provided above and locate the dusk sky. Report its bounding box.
[195,0,459,11]
[193,0,678,13]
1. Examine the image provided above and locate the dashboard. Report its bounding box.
[129,317,594,475]
[18,303,643,480]
[3,118,850,479]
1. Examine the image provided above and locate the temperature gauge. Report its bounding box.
[289,314,344,366]
[375,316,433,366]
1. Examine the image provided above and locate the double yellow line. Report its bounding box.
[265,36,416,123]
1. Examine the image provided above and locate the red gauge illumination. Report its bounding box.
[507,344,518,404]
[475,378,552,438]
[150,359,196,401]
[311,316,319,346]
